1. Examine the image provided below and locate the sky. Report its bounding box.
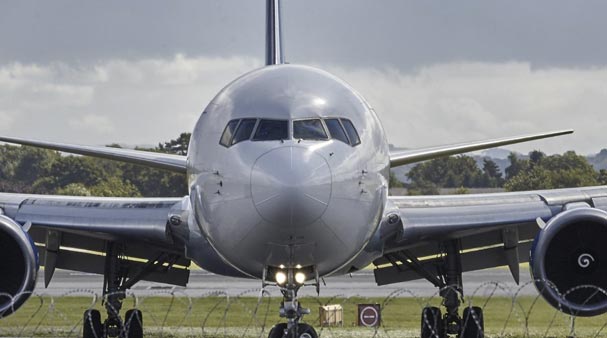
[0,0,606,155]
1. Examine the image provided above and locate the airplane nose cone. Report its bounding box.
[251,146,332,228]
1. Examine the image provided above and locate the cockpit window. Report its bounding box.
[232,118,257,145]
[293,119,328,140]
[324,118,349,144]
[252,119,288,141]
[340,118,361,146]
[219,119,239,147]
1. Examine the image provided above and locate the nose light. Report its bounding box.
[294,272,306,284]
[251,146,331,227]
[275,271,287,285]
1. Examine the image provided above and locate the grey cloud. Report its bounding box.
[1,1,607,70]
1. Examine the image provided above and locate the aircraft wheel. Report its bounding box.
[83,309,103,338]
[124,309,143,338]
[461,306,484,338]
[297,323,318,338]
[421,306,443,338]
[268,323,318,338]
[268,323,287,338]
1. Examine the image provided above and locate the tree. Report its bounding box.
[505,151,598,191]
[90,177,141,197]
[599,169,607,185]
[528,150,545,167]
[504,166,553,191]
[157,132,191,155]
[56,183,92,196]
[505,152,528,180]
[481,158,504,188]
[407,155,483,190]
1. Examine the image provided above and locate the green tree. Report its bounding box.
[56,183,92,196]
[90,177,141,197]
[504,166,553,191]
[528,150,545,167]
[505,152,528,180]
[481,158,504,188]
[407,155,483,189]
[598,169,607,185]
[505,151,598,191]
[157,132,191,155]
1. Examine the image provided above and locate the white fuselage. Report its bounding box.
[187,64,390,278]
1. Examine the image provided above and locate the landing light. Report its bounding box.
[275,271,287,285]
[295,272,306,284]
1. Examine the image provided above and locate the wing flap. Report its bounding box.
[36,242,190,287]
[389,130,573,168]
[0,135,187,173]
[374,241,533,286]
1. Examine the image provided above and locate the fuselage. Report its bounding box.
[187,64,390,278]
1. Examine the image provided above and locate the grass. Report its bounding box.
[1,294,607,337]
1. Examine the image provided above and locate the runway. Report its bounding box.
[36,267,537,298]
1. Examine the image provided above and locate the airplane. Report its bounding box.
[1,1,606,337]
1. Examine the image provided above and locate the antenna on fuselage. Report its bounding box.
[265,0,285,65]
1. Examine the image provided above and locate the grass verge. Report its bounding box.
[1,295,606,337]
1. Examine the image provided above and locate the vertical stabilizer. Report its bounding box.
[265,0,284,65]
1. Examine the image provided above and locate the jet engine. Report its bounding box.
[530,207,607,316]
[0,215,38,317]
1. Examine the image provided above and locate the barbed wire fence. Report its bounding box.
[2,280,607,337]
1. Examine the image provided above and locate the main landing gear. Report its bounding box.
[82,242,180,338]
[266,267,318,338]
[82,242,142,338]
[419,240,485,338]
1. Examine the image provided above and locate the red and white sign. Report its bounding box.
[357,304,381,327]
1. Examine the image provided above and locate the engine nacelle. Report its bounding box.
[0,215,38,317]
[530,207,607,316]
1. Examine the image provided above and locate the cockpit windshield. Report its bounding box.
[232,118,257,145]
[219,117,360,147]
[252,119,289,141]
[293,119,328,140]
[324,119,348,144]
[340,118,361,146]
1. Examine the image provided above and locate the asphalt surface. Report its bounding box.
[36,268,537,298]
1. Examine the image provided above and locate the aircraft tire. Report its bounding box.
[421,306,443,338]
[124,309,143,338]
[268,323,287,338]
[461,306,484,338]
[297,323,318,338]
[83,309,103,338]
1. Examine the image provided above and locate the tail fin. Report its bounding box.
[265,0,284,65]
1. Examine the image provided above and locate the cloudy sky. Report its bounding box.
[1,0,606,154]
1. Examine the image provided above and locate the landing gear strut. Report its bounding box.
[82,242,143,338]
[267,268,318,338]
[419,240,485,338]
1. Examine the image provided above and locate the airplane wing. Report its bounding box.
[374,186,607,286]
[389,130,573,167]
[0,136,187,173]
[0,193,192,288]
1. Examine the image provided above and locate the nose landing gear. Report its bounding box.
[265,267,319,338]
